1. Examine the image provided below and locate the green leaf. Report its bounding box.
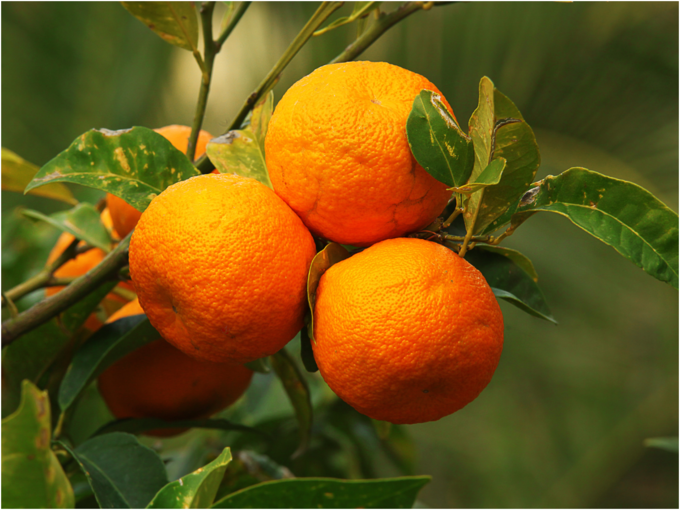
[58,315,159,412]
[22,203,113,252]
[270,349,313,459]
[1,381,74,508]
[464,245,556,324]
[406,89,474,188]
[644,437,679,453]
[372,419,392,440]
[2,148,77,205]
[25,127,200,212]
[92,417,267,438]
[122,2,199,52]
[244,357,272,373]
[465,77,540,235]
[207,92,273,188]
[451,157,506,194]
[306,243,350,343]
[59,432,168,509]
[211,476,431,509]
[2,281,116,417]
[300,323,319,373]
[313,2,381,36]
[148,447,232,509]
[513,168,679,289]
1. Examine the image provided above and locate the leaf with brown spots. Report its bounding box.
[25,127,200,212]
[1,381,74,508]
[122,2,199,52]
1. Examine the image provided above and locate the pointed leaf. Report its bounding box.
[451,157,506,194]
[1,381,74,509]
[300,323,319,373]
[22,203,112,252]
[2,148,77,204]
[313,2,381,36]
[244,357,271,373]
[465,245,556,324]
[122,2,198,52]
[147,447,232,509]
[465,77,540,234]
[25,127,200,212]
[514,168,679,289]
[644,437,678,453]
[92,417,266,438]
[407,89,474,188]
[58,315,159,412]
[59,433,168,509]
[270,349,313,459]
[212,476,431,509]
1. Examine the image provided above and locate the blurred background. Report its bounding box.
[2,2,678,508]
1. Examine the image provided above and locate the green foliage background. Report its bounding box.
[2,2,678,507]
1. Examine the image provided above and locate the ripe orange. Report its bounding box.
[129,173,316,364]
[265,61,454,247]
[98,299,253,437]
[45,208,133,331]
[107,125,214,238]
[312,238,504,424]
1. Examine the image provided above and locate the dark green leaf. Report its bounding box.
[2,147,77,204]
[644,437,679,453]
[244,357,271,373]
[59,432,168,509]
[58,315,159,412]
[25,127,200,212]
[207,93,273,188]
[407,89,474,188]
[270,349,313,459]
[313,2,382,36]
[465,77,540,235]
[1,381,74,508]
[121,2,198,52]
[92,417,267,438]
[147,447,232,509]
[514,168,679,289]
[465,245,556,324]
[300,323,319,373]
[451,157,506,194]
[306,243,350,342]
[211,476,431,509]
[22,203,112,252]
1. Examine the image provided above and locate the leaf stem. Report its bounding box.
[1,234,131,347]
[458,189,483,257]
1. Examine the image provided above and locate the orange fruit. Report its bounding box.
[107,125,214,238]
[98,299,253,437]
[45,208,133,331]
[312,238,504,424]
[265,61,454,247]
[129,173,316,364]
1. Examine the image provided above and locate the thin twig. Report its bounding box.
[215,1,251,50]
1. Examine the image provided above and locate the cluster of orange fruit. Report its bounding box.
[50,62,504,433]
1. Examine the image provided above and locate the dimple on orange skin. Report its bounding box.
[312,238,504,425]
[129,173,317,364]
[107,125,214,238]
[266,61,454,247]
[98,299,253,437]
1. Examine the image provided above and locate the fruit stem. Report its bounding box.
[442,205,463,229]
[1,234,132,347]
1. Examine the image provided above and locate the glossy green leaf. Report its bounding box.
[407,89,474,188]
[2,281,116,417]
[306,242,350,342]
[122,2,198,52]
[25,127,200,212]
[644,437,679,453]
[59,432,168,509]
[2,148,77,204]
[212,476,431,509]
[207,93,273,188]
[1,381,74,508]
[513,168,679,289]
[92,417,267,438]
[270,349,313,459]
[313,2,381,36]
[465,77,540,235]
[451,157,506,194]
[22,203,112,252]
[147,447,232,509]
[58,315,159,412]
[465,245,556,324]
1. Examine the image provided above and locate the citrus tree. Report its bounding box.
[2,2,678,509]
